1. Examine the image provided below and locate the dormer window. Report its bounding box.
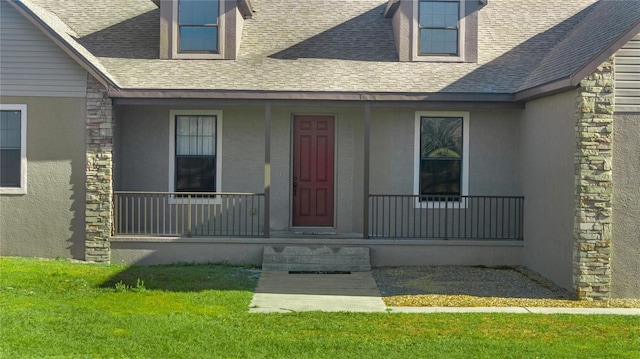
[418,0,459,56]
[178,0,220,53]
[385,0,481,63]
[159,0,254,60]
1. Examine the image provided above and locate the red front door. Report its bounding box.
[292,115,335,227]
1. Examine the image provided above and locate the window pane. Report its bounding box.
[0,111,21,149]
[200,117,215,155]
[176,156,216,192]
[419,1,458,28]
[420,117,462,158]
[176,115,216,156]
[0,149,21,187]
[176,117,189,155]
[420,117,462,197]
[179,27,218,52]
[420,29,458,55]
[179,0,218,25]
[175,115,217,192]
[420,159,461,196]
[0,110,22,187]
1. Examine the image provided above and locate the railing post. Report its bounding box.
[444,196,449,240]
[264,101,271,238]
[363,102,370,239]
[187,194,192,237]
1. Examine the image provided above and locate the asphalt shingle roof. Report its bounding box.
[13,0,640,96]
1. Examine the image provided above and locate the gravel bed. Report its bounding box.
[371,266,640,308]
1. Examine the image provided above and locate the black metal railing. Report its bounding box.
[113,191,265,237]
[369,195,524,240]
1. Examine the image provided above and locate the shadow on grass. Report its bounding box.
[99,263,260,293]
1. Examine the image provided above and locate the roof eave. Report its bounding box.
[569,20,640,87]
[513,78,577,102]
[516,19,640,102]
[383,0,400,18]
[108,89,523,108]
[7,0,118,90]
[237,0,254,19]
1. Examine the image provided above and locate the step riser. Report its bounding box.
[262,246,371,272]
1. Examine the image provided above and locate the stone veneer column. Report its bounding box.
[85,75,114,263]
[573,58,614,300]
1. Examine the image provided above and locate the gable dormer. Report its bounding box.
[385,0,486,62]
[159,0,253,60]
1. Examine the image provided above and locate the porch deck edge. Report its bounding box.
[110,236,524,267]
[110,236,524,247]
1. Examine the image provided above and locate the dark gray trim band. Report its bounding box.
[108,89,519,103]
[112,96,525,109]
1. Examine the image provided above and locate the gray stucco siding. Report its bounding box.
[368,108,522,196]
[0,1,87,98]
[519,90,578,291]
[612,113,640,298]
[116,106,169,192]
[468,110,522,196]
[116,105,265,194]
[0,96,86,260]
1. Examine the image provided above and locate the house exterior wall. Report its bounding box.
[116,104,521,236]
[612,113,640,298]
[0,1,87,98]
[0,96,86,259]
[270,106,364,233]
[117,104,364,233]
[614,33,640,113]
[0,3,88,260]
[611,34,640,302]
[369,108,521,196]
[519,90,578,292]
[116,105,265,193]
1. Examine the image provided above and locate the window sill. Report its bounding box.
[0,187,27,195]
[172,52,225,60]
[412,54,466,63]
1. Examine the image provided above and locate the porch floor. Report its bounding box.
[269,230,363,239]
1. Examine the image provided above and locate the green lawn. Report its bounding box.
[1,257,639,358]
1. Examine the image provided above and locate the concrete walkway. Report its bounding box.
[249,271,640,315]
[250,271,386,313]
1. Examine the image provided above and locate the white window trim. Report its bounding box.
[168,109,223,204]
[0,104,27,195]
[412,0,466,62]
[413,111,469,208]
[171,0,226,59]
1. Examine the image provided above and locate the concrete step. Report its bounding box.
[262,246,371,272]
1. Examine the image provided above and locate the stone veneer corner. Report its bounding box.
[573,57,614,300]
[85,75,114,263]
